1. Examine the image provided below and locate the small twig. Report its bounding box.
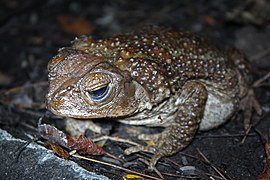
[177,152,232,179]
[241,113,265,144]
[197,133,256,139]
[16,108,46,117]
[161,157,224,179]
[253,71,270,88]
[253,127,267,145]
[197,148,232,180]
[71,153,162,180]
[164,158,181,168]
[0,81,48,109]
[250,48,270,61]
[13,140,36,163]
[138,158,164,179]
[104,152,120,161]
[161,172,199,179]
[205,173,225,180]
[20,121,39,132]
[252,113,269,145]
[241,125,252,144]
[93,135,141,146]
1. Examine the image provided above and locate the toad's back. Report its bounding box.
[70,28,242,103]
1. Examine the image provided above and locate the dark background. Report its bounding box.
[0,0,269,179]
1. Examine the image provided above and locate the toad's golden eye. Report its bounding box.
[86,84,110,101]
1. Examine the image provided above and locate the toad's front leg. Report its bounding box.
[125,81,208,169]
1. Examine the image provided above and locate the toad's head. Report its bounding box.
[46,48,150,119]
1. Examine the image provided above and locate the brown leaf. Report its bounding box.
[67,135,105,155]
[38,123,67,147]
[201,15,216,26]
[50,144,70,159]
[258,143,270,180]
[38,123,105,156]
[57,15,94,36]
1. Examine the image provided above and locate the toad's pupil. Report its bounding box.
[92,87,107,96]
[88,84,109,101]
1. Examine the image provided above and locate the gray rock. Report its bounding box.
[0,129,109,180]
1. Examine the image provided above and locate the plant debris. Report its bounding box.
[45,143,70,159]
[57,15,94,36]
[38,123,105,156]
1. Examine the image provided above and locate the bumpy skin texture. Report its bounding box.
[46,27,261,169]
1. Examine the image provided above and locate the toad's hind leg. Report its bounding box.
[227,48,262,129]
[124,81,207,169]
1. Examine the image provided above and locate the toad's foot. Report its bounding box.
[124,133,161,155]
[124,132,173,170]
[124,127,196,170]
[239,88,262,130]
[125,81,208,170]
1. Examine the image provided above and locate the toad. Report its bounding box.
[46,27,261,169]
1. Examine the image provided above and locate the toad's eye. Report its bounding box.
[86,84,110,101]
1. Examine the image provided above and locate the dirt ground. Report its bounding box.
[0,0,269,179]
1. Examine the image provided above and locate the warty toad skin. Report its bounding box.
[46,27,262,169]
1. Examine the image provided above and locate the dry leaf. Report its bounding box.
[201,15,216,26]
[50,144,70,159]
[143,140,156,146]
[67,135,105,155]
[38,123,105,156]
[38,123,67,147]
[123,174,144,179]
[57,15,94,36]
